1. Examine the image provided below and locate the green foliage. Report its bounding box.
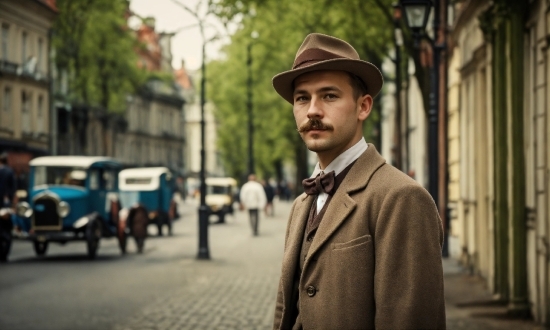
[207,0,395,180]
[53,0,144,113]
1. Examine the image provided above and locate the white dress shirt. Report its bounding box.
[310,137,368,212]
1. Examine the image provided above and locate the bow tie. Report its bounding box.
[302,171,336,195]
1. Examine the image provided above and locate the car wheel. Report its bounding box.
[0,232,12,262]
[218,212,225,224]
[33,241,48,257]
[131,207,148,253]
[86,219,101,259]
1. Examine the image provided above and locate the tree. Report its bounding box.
[53,0,144,113]
[207,0,397,191]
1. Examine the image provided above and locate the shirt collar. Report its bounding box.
[310,137,368,178]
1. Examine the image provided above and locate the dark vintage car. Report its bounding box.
[118,167,178,247]
[9,156,146,259]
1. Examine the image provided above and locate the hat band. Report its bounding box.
[292,48,345,69]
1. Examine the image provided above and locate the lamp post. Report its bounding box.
[170,0,217,260]
[399,0,439,204]
[247,31,259,175]
[400,0,449,257]
[392,3,404,171]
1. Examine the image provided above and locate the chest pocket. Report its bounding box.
[332,234,371,250]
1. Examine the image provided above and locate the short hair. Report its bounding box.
[347,73,368,99]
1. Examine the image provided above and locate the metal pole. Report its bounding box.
[197,41,210,260]
[428,0,440,207]
[247,42,254,175]
[48,28,57,156]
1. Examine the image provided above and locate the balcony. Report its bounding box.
[0,60,48,84]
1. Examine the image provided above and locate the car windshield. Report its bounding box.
[207,185,229,195]
[34,166,87,188]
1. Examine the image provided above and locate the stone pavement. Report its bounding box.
[112,197,549,330]
[444,258,548,330]
[113,198,291,330]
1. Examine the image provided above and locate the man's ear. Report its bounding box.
[357,94,373,121]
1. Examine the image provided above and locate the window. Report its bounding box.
[89,169,99,190]
[21,31,27,64]
[37,38,43,71]
[1,24,8,61]
[21,91,31,133]
[2,87,11,128]
[37,95,44,133]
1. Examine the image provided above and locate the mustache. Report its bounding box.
[296,118,334,133]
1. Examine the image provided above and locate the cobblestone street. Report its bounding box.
[112,199,290,330]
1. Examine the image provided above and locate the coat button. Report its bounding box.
[306,285,316,297]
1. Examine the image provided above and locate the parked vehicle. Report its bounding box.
[205,177,238,223]
[119,167,177,243]
[10,156,137,259]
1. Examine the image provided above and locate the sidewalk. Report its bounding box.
[113,197,548,330]
[444,258,548,330]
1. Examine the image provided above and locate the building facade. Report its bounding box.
[447,0,549,325]
[0,0,56,185]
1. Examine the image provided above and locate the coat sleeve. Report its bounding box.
[374,183,446,330]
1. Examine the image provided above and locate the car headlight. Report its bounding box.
[58,201,71,217]
[16,202,33,218]
[73,216,89,229]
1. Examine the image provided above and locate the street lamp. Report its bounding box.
[392,3,404,171]
[247,31,259,175]
[399,0,439,203]
[400,0,448,256]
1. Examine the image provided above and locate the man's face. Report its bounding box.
[292,70,372,159]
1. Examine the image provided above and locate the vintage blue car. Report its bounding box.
[119,167,177,241]
[11,156,134,259]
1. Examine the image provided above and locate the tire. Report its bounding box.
[156,221,163,237]
[118,230,127,254]
[33,241,48,257]
[0,232,12,262]
[86,219,101,259]
[131,207,148,253]
[135,237,145,253]
[218,212,225,224]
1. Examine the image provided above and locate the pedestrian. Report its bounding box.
[263,179,275,217]
[271,33,446,329]
[239,174,267,236]
[0,152,16,208]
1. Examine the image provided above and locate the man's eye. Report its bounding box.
[324,93,337,99]
[295,96,308,102]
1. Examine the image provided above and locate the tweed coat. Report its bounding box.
[273,144,446,330]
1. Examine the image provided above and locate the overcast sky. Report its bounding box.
[130,0,234,72]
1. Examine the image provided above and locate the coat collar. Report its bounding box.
[306,144,386,260]
[280,144,387,314]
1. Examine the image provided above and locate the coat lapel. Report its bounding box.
[280,193,314,307]
[307,144,387,259]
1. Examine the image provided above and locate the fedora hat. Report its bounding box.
[272,33,383,104]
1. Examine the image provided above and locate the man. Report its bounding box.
[0,152,16,208]
[271,33,445,329]
[263,179,276,217]
[239,174,267,236]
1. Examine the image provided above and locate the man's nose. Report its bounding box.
[306,97,323,118]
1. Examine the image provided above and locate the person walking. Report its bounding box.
[271,33,445,329]
[239,174,267,236]
[263,179,275,217]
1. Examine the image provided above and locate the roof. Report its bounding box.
[119,167,171,178]
[206,177,237,186]
[30,156,118,168]
[119,167,171,191]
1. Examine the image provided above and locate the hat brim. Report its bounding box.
[272,58,384,104]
